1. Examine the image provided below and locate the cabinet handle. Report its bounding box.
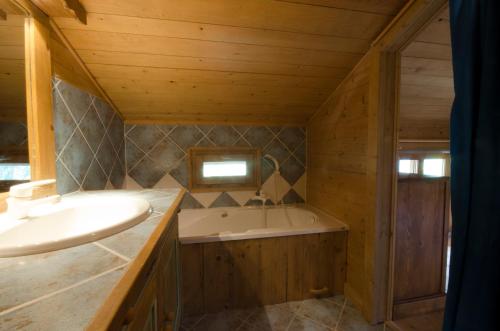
[123,308,136,325]
[310,286,329,297]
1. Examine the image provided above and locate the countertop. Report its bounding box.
[0,189,182,330]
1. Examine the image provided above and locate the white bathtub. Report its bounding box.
[178,205,348,244]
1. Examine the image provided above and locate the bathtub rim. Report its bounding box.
[178,204,348,244]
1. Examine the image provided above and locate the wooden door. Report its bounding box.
[393,177,449,316]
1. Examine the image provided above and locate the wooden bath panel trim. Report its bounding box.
[181,231,347,316]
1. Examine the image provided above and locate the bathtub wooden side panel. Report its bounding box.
[181,232,347,316]
[181,243,204,316]
[259,238,288,306]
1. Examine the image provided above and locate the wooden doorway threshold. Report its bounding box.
[386,311,444,331]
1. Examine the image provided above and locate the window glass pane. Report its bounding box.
[399,159,418,174]
[0,163,31,180]
[202,161,247,178]
[423,159,446,177]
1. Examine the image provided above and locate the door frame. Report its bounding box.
[372,0,450,323]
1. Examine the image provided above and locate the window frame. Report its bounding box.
[188,147,261,192]
[397,152,450,178]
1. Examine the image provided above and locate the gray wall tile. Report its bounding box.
[53,78,125,195]
[125,124,307,209]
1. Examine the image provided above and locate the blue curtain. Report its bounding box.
[445,0,500,330]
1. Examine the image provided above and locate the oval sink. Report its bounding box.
[0,195,151,257]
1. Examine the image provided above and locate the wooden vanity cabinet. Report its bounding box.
[89,212,182,331]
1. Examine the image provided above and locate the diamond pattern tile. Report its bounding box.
[125,124,307,208]
[280,156,305,186]
[263,139,290,164]
[282,189,305,204]
[127,125,164,153]
[148,139,185,173]
[170,158,189,188]
[209,192,240,208]
[53,78,125,194]
[93,96,114,128]
[207,126,240,146]
[125,139,145,171]
[169,125,203,150]
[129,157,167,188]
[55,160,79,195]
[52,90,76,154]
[294,141,306,166]
[82,160,107,191]
[79,105,106,154]
[278,127,305,152]
[59,129,94,185]
[244,127,274,148]
[181,192,205,209]
[56,80,92,123]
[96,136,115,177]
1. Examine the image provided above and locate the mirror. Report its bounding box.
[0,6,29,192]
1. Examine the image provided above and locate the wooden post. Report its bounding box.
[24,16,56,184]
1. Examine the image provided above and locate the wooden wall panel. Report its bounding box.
[0,15,25,123]
[181,232,347,316]
[307,56,371,313]
[180,243,204,316]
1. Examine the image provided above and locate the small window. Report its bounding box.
[423,158,446,177]
[188,147,260,192]
[203,161,247,178]
[399,159,418,175]
[0,163,31,180]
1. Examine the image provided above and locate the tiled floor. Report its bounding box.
[181,296,384,331]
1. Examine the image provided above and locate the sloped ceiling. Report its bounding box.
[52,0,409,125]
[0,13,25,122]
[400,6,452,139]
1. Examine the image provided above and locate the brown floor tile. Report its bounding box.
[244,304,295,331]
[288,315,332,331]
[191,310,246,331]
[337,306,383,331]
[298,298,342,328]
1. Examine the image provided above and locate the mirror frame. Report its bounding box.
[0,0,56,211]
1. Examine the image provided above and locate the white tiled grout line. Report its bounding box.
[0,263,128,317]
[333,297,348,331]
[93,242,131,263]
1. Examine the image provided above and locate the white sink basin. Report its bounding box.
[0,194,151,257]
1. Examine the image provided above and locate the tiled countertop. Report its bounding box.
[0,189,182,330]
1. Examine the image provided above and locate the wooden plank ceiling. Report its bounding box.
[0,13,25,122]
[53,0,408,124]
[400,6,453,139]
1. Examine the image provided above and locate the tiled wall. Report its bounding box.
[124,125,306,209]
[0,122,28,163]
[0,122,27,150]
[53,78,125,195]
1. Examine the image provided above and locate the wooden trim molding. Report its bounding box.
[24,15,57,183]
[30,0,86,24]
[88,190,185,330]
[188,147,261,193]
[374,0,449,324]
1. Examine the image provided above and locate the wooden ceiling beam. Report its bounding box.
[0,9,6,20]
[30,0,86,24]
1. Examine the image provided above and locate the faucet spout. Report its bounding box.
[7,179,61,219]
[263,154,280,174]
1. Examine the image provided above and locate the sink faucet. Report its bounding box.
[250,190,267,206]
[7,179,61,219]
